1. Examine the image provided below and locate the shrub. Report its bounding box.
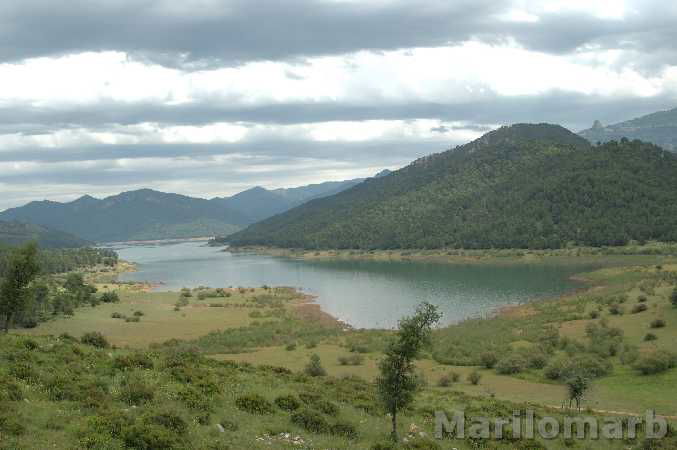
[111,312,125,319]
[125,316,141,323]
[671,288,677,308]
[100,292,120,303]
[81,331,109,348]
[235,394,274,415]
[133,310,145,317]
[119,377,154,405]
[544,355,612,380]
[330,421,358,439]
[304,354,326,377]
[650,319,666,329]
[608,304,624,315]
[274,395,301,412]
[305,341,318,349]
[631,304,648,314]
[338,354,364,366]
[313,399,338,416]
[437,374,453,387]
[634,351,677,375]
[291,409,329,433]
[589,310,600,319]
[527,352,549,369]
[450,372,460,383]
[644,333,658,342]
[496,354,527,375]
[285,343,297,351]
[638,295,648,303]
[113,352,154,370]
[468,371,481,385]
[0,377,23,401]
[480,352,498,369]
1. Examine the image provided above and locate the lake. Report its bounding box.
[113,240,595,329]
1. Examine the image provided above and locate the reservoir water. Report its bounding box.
[114,240,594,329]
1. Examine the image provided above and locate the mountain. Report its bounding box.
[227,123,677,250]
[0,174,387,243]
[579,107,677,151]
[0,221,91,248]
[0,189,250,243]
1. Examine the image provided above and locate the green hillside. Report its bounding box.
[580,107,677,151]
[0,221,91,248]
[228,124,677,250]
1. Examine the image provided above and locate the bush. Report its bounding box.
[496,354,527,375]
[631,304,648,314]
[480,352,498,369]
[644,333,658,341]
[275,395,301,412]
[285,343,297,351]
[638,295,648,303]
[312,399,338,416]
[235,394,274,415]
[338,354,364,366]
[544,355,612,380]
[81,331,109,348]
[650,319,666,329]
[100,292,120,303]
[111,312,125,319]
[330,421,358,439]
[589,310,600,319]
[608,304,624,315]
[291,409,329,433]
[125,316,141,323]
[133,310,145,317]
[119,377,154,405]
[468,371,481,385]
[113,352,154,370]
[671,288,677,307]
[304,354,326,377]
[0,377,23,401]
[437,374,453,387]
[634,351,677,375]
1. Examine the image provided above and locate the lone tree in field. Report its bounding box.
[376,302,441,442]
[0,242,40,332]
[565,373,590,411]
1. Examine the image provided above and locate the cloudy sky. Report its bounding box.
[1,0,676,210]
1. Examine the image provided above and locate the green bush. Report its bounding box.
[0,377,23,401]
[589,310,600,319]
[644,333,658,342]
[100,292,120,303]
[671,288,677,307]
[480,352,498,369]
[437,374,453,387]
[338,354,364,366]
[468,371,482,385]
[275,394,301,412]
[291,409,329,433]
[125,316,141,323]
[631,304,648,314]
[544,355,612,380]
[285,342,297,351]
[312,399,338,416]
[81,331,110,348]
[119,376,154,405]
[650,319,666,329]
[304,354,326,377]
[638,295,648,303]
[495,354,527,374]
[634,351,677,375]
[608,304,624,315]
[113,352,154,370]
[133,310,145,317]
[111,312,125,319]
[330,421,359,439]
[235,394,274,415]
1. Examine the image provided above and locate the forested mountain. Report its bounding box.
[0,221,91,248]
[579,107,677,151]
[0,174,386,243]
[227,124,677,250]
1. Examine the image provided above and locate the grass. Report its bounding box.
[18,287,304,348]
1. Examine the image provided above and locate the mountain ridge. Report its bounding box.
[227,123,677,250]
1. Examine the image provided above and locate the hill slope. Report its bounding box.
[580,107,677,151]
[0,221,91,248]
[228,124,677,250]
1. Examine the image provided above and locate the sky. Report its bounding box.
[1,0,676,211]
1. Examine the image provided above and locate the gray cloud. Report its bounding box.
[1,0,675,70]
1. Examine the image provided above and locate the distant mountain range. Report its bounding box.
[0,221,91,248]
[0,171,391,243]
[227,123,677,250]
[579,107,677,151]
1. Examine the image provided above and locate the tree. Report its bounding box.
[304,353,326,377]
[376,302,441,442]
[565,374,589,411]
[671,288,677,308]
[0,243,40,332]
